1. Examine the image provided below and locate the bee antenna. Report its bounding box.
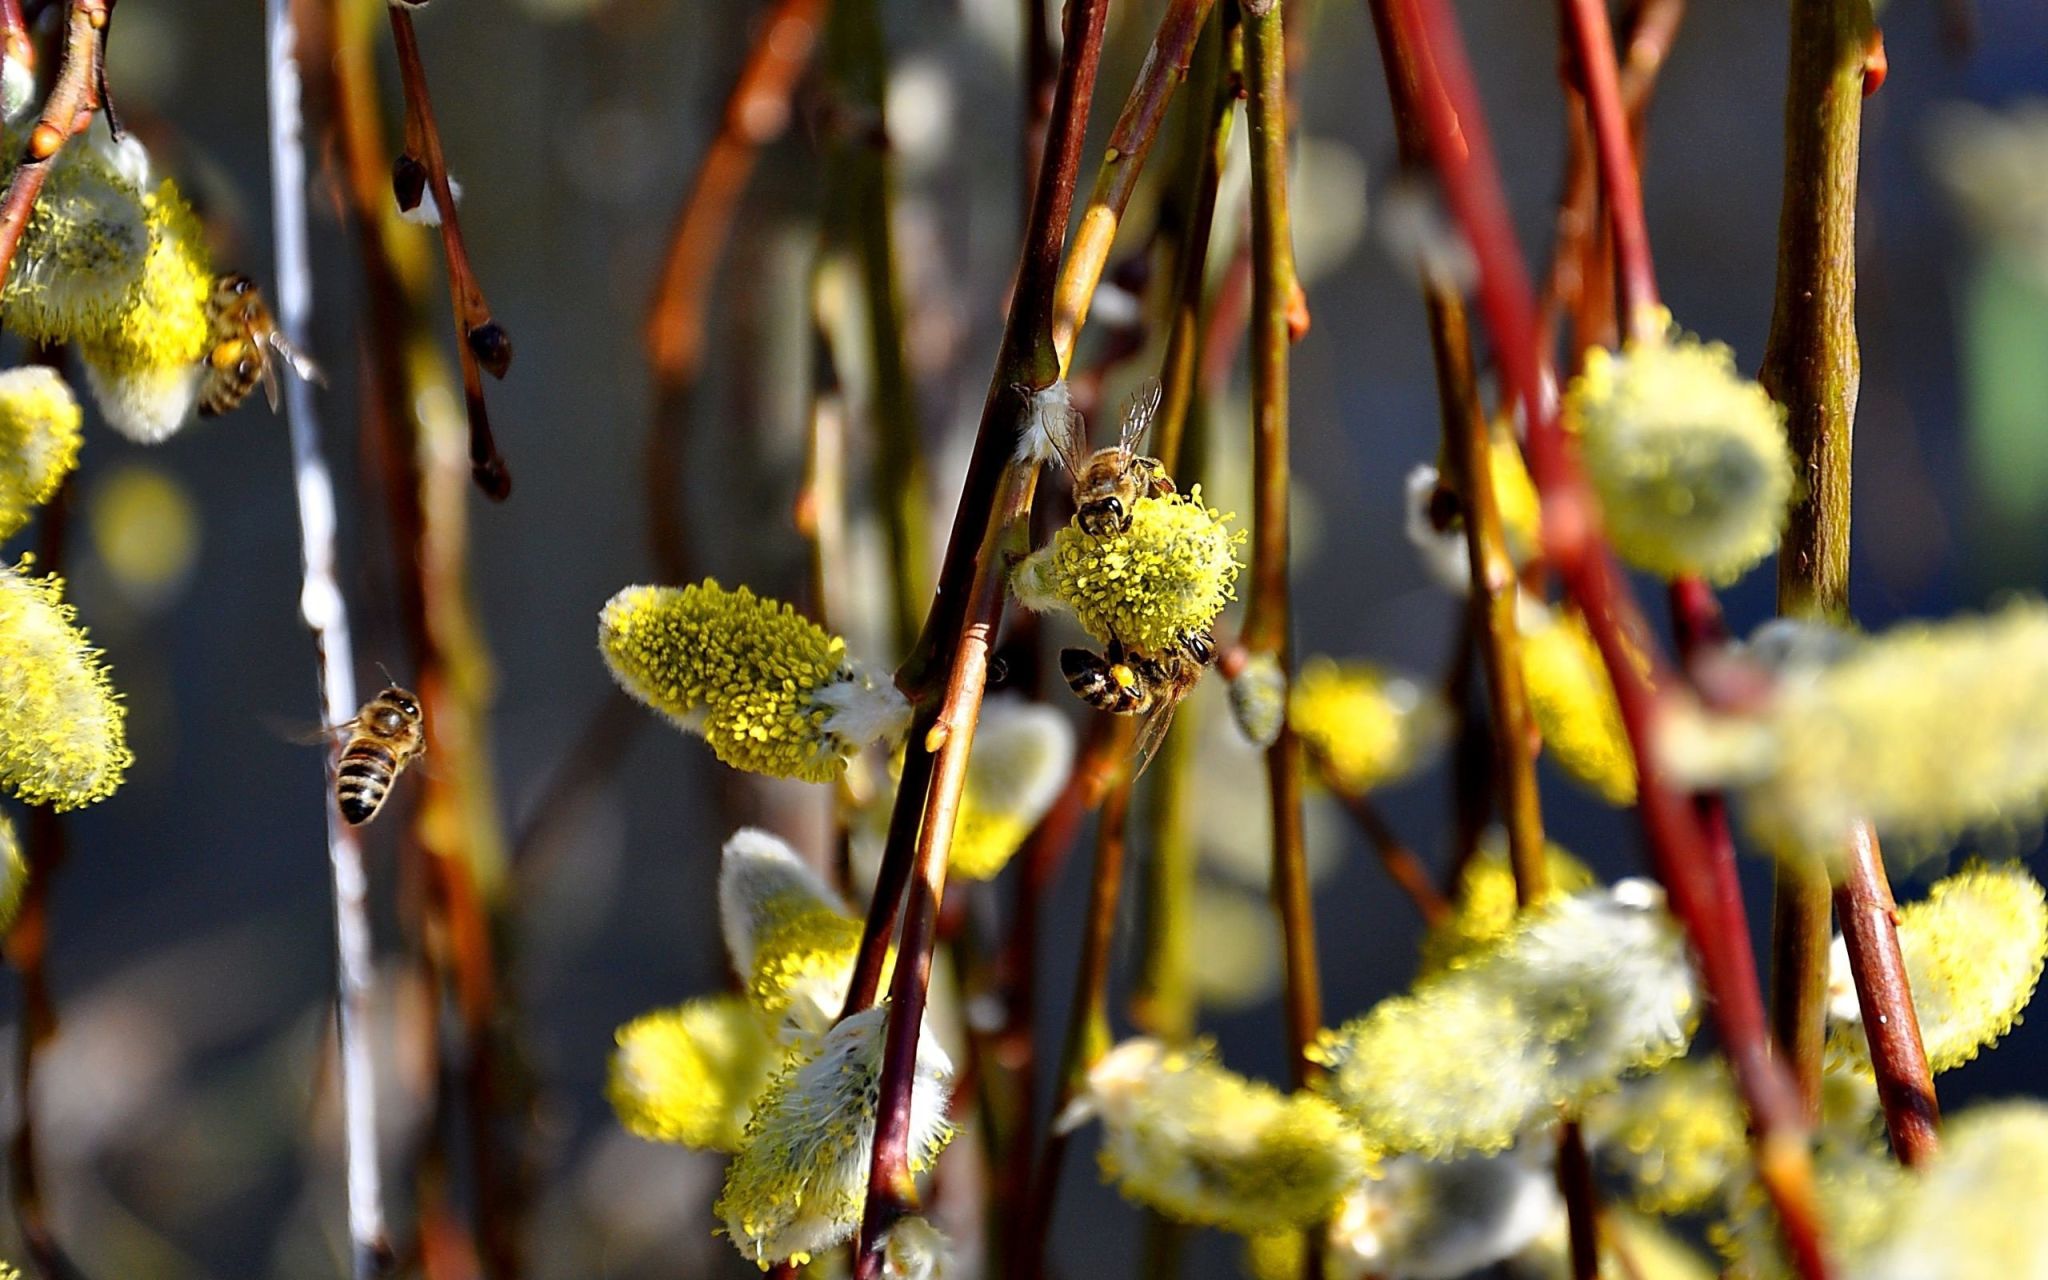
[375,660,396,689]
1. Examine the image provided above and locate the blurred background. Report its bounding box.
[4,0,2048,1276]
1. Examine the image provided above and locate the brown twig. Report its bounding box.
[388,9,512,499]
[1366,0,1829,1272]
[1020,728,1136,1276]
[1239,0,1322,1097]
[1314,760,1452,926]
[845,6,1112,1274]
[0,0,108,285]
[1555,0,1660,341]
[1834,824,1938,1164]
[1051,0,1218,372]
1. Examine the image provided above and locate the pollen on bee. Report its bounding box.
[1111,664,1138,690]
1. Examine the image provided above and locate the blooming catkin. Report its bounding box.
[1520,602,1638,805]
[0,563,131,808]
[716,828,867,1039]
[1673,601,2048,861]
[607,994,782,1153]
[1582,1058,1748,1215]
[715,1003,955,1268]
[1061,1039,1372,1234]
[0,366,84,540]
[598,580,908,784]
[0,139,149,344]
[77,180,216,444]
[1852,1101,2048,1280]
[1566,326,1793,584]
[1828,861,2047,1075]
[1011,487,1243,655]
[1313,883,1695,1156]
[1289,657,1448,793]
[1417,833,1596,975]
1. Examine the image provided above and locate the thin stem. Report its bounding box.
[1366,0,1829,1273]
[1133,708,1199,1042]
[1426,285,1546,905]
[820,0,929,652]
[267,1,390,1271]
[0,0,107,284]
[1022,734,1135,1276]
[1315,759,1451,926]
[1834,824,1939,1164]
[388,9,511,498]
[847,6,1113,1273]
[1770,859,1833,1118]
[644,0,823,580]
[1051,0,1218,374]
[1556,0,1660,339]
[1240,0,1322,1095]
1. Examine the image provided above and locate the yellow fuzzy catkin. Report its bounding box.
[1067,1039,1372,1233]
[1314,885,1695,1156]
[1583,1058,1748,1215]
[1289,657,1447,793]
[1854,1101,2048,1280]
[607,994,782,1153]
[1521,602,1638,805]
[1417,832,1596,975]
[946,697,1071,881]
[76,180,215,444]
[0,367,84,541]
[598,580,906,784]
[0,140,149,344]
[715,1004,955,1268]
[1729,602,2048,862]
[1011,487,1243,655]
[0,562,131,809]
[1830,862,2048,1075]
[1566,325,1793,584]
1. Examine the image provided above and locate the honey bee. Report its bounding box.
[198,273,325,417]
[1060,628,1216,775]
[333,686,426,826]
[1044,378,1175,537]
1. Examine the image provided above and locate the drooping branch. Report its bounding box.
[0,0,109,285]
[267,1,391,1272]
[1365,0,1830,1272]
[388,9,512,498]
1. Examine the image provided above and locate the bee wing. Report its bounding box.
[268,716,359,746]
[1130,693,1182,781]
[1118,376,1163,457]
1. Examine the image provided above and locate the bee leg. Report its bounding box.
[1061,647,1143,715]
[1179,628,1217,667]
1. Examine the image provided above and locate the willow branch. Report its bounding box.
[1367,0,1828,1272]
[1020,731,1135,1276]
[268,2,390,1272]
[1313,758,1451,925]
[846,6,1111,1273]
[1154,7,1236,475]
[0,0,107,284]
[1239,0,1321,1095]
[1834,824,1938,1163]
[1556,0,1660,339]
[1050,0,1217,373]
[388,9,511,498]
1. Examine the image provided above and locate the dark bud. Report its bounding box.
[1426,480,1463,534]
[467,321,513,379]
[392,153,427,213]
[472,455,513,501]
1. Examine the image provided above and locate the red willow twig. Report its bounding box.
[845,4,1112,1275]
[1556,0,1659,342]
[387,10,512,499]
[0,0,108,283]
[1367,0,1830,1274]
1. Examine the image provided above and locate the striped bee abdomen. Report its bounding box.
[336,740,399,825]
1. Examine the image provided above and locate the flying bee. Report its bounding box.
[332,686,427,826]
[1043,377,1176,537]
[1060,627,1216,776]
[198,273,325,417]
